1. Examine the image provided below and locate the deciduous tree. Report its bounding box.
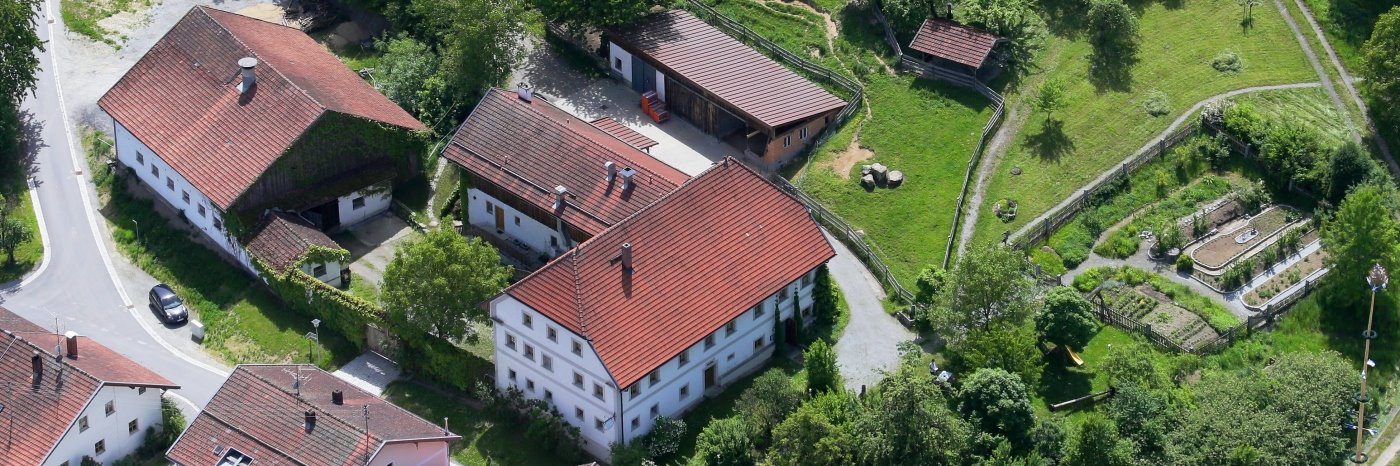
[1322,183,1400,311]
[954,0,1048,74]
[411,0,532,117]
[1086,0,1139,71]
[1099,342,1168,389]
[804,339,842,394]
[382,229,512,342]
[734,369,803,447]
[957,368,1036,447]
[373,34,439,118]
[1324,141,1382,204]
[1104,384,1171,460]
[694,416,752,466]
[1063,415,1133,466]
[1362,6,1400,124]
[1032,77,1067,121]
[952,321,1045,388]
[923,243,1035,340]
[535,0,662,30]
[0,0,42,105]
[854,359,972,465]
[768,392,859,466]
[1036,286,1100,351]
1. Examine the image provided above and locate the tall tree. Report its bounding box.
[734,369,803,447]
[923,243,1036,340]
[411,0,531,114]
[813,265,839,325]
[1036,286,1100,351]
[952,321,1045,387]
[1362,6,1400,124]
[768,398,857,466]
[535,0,662,30]
[914,265,946,307]
[1085,0,1139,67]
[1167,351,1358,465]
[1032,77,1068,122]
[694,416,755,466]
[804,339,842,394]
[1259,118,1325,191]
[382,229,512,342]
[854,359,972,465]
[1322,183,1400,311]
[1063,415,1134,466]
[0,0,42,105]
[1104,384,1171,460]
[881,0,936,38]
[957,368,1037,447]
[1324,141,1382,204]
[372,34,439,117]
[954,0,1048,74]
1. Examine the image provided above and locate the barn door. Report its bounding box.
[631,56,646,92]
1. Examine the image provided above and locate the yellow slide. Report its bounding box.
[1066,346,1085,367]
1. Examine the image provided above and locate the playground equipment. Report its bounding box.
[1050,387,1117,412]
[1065,345,1085,367]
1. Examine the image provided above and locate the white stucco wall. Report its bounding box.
[337,183,392,228]
[491,267,822,461]
[299,260,343,286]
[114,121,252,272]
[466,189,571,258]
[368,440,453,466]
[44,386,166,466]
[609,43,634,83]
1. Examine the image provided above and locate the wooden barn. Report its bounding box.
[605,10,847,168]
[908,17,1006,82]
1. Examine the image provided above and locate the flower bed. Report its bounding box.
[1243,249,1327,307]
[1191,206,1297,269]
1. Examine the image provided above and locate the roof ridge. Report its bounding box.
[570,251,589,338]
[199,7,330,115]
[506,90,681,186]
[3,329,103,387]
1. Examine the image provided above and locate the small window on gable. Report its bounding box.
[547,326,557,342]
[138,387,146,395]
[105,400,115,416]
[614,58,623,70]
[572,340,582,356]
[522,313,533,328]
[352,196,366,209]
[79,416,89,432]
[136,152,144,165]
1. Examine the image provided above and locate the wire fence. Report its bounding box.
[1009,120,1202,250]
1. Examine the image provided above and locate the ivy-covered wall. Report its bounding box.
[235,112,428,216]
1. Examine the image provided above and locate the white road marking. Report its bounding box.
[39,0,228,379]
[17,185,51,289]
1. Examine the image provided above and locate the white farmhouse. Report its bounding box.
[442,87,690,261]
[97,6,427,281]
[0,306,180,466]
[490,158,835,460]
[167,364,460,466]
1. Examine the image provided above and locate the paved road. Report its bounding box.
[0,1,228,407]
[824,231,915,392]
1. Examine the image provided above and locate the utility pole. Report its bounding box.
[1352,263,1387,464]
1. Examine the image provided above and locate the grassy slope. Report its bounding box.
[972,0,1315,247]
[0,191,42,283]
[1231,86,1355,145]
[385,381,576,466]
[706,0,992,284]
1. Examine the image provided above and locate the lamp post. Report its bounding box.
[131,219,140,243]
[1353,263,1387,464]
[307,318,322,364]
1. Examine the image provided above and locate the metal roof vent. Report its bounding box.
[237,57,258,94]
[620,167,637,190]
[304,410,317,432]
[517,85,533,102]
[605,161,617,183]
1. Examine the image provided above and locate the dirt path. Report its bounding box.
[1008,82,1322,244]
[956,104,1024,255]
[1286,0,1400,178]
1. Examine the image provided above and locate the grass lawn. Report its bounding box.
[972,0,1317,248]
[385,381,574,466]
[1231,86,1356,146]
[1033,326,1171,420]
[83,127,358,369]
[1297,0,1399,73]
[703,0,993,284]
[0,190,42,284]
[60,0,153,46]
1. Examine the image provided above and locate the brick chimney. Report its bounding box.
[65,331,78,359]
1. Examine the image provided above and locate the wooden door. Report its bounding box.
[494,204,505,232]
[704,364,717,389]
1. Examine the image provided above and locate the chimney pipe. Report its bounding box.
[620,243,633,273]
[238,57,258,94]
[620,168,637,190]
[304,410,317,432]
[553,185,568,211]
[517,85,533,102]
[332,390,344,405]
[605,161,617,183]
[65,331,78,359]
[31,352,42,384]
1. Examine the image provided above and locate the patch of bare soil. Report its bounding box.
[235,3,296,28]
[826,135,875,178]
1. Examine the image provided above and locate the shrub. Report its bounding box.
[1050,221,1095,268]
[1143,89,1171,117]
[1094,230,1141,258]
[646,416,687,458]
[1176,253,1194,273]
[804,339,842,394]
[488,386,585,461]
[1211,50,1244,75]
[610,441,650,466]
[694,416,755,466]
[1031,247,1068,276]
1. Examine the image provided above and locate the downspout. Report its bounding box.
[615,380,625,449]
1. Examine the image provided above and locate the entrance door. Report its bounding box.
[784,318,798,345]
[494,204,505,232]
[631,56,646,92]
[704,364,717,389]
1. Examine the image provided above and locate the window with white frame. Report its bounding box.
[527,378,536,392]
[679,384,690,399]
[649,370,660,387]
[136,152,144,165]
[506,334,516,350]
[166,178,175,191]
[704,335,715,350]
[632,417,640,430]
[629,384,640,399]
[783,135,792,147]
[678,349,689,366]
[725,321,736,336]
[524,344,535,361]
[522,313,533,328]
[151,165,159,177]
[755,305,765,318]
[572,340,582,355]
[593,383,605,400]
[547,326,557,342]
[182,191,190,204]
[573,372,584,388]
[542,354,552,371]
[595,418,605,431]
[575,407,584,419]
[197,204,206,218]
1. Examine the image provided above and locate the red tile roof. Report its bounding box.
[245,211,344,273]
[444,89,689,237]
[167,365,459,466]
[908,18,1002,68]
[0,306,178,465]
[98,6,425,210]
[504,158,834,388]
[609,10,847,133]
[590,117,659,151]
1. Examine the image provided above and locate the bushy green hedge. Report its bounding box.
[256,253,377,351]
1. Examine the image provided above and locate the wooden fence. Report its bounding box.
[1009,120,1202,250]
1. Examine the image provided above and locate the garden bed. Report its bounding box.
[1099,284,1221,351]
[1191,206,1298,269]
[1075,266,1241,332]
[1243,248,1327,308]
[1092,176,1239,259]
[1193,228,1318,291]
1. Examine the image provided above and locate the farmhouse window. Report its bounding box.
[783,135,792,147]
[181,191,190,204]
[94,440,106,456]
[312,264,327,277]
[572,340,582,356]
[352,196,366,209]
[679,384,689,399]
[166,178,175,191]
[678,349,689,366]
[651,404,659,418]
[522,313,533,328]
[754,337,764,350]
[649,370,660,387]
[212,216,222,230]
[105,400,115,416]
[547,326,557,342]
[573,372,584,389]
[129,419,138,434]
[542,354,553,371]
[800,128,808,140]
[614,58,623,70]
[506,334,516,350]
[704,335,715,350]
[524,344,535,361]
[630,384,640,399]
[136,152,144,165]
[151,165,159,177]
[754,305,765,319]
[726,321,736,336]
